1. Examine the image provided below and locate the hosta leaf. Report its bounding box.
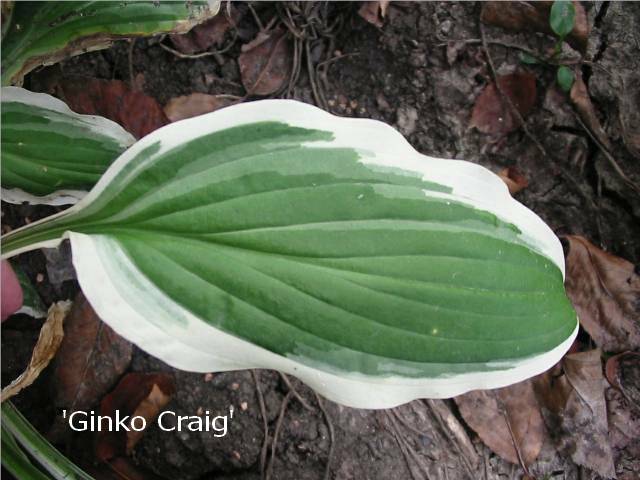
[1,87,135,205]
[1,101,578,408]
[1,1,220,86]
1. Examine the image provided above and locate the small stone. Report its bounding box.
[396,106,419,136]
[440,19,452,35]
[231,382,240,390]
[376,93,391,112]
[240,401,248,411]
[204,372,214,382]
[232,450,241,460]
[349,99,358,109]
[36,273,44,283]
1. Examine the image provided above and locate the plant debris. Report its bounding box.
[1,301,69,402]
[54,77,168,139]
[238,27,292,96]
[163,93,235,122]
[481,1,589,53]
[170,6,242,54]
[97,373,175,461]
[563,235,640,352]
[535,350,616,479]
[357,1,390,28]
[498,167,529,195]
[455,380,545,467]
[52,292,133,412]
[470,72,537,136]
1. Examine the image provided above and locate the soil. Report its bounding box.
[2,2,639,480]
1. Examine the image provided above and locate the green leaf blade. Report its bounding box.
[550,0,576,39]
[556,65,575,92]
[1,87,134,204]
[1,1,220,85]
[2,101,578,407]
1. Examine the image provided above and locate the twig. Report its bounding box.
[158,33,237,59]
[251,370,269,479]
[314,393,335,480]
[305,40,327,110]
[265,391,292,480]
[573,113,640,195]
[498,397,531,478]
[385,411,432,480]
[247,2,265,31]
[424,400,476,480]
[279,373,315,412]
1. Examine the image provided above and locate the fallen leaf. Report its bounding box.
[455,380,546,466]
[498,167,529,195]
[606,351,640,409]
[238,28,291,96]
[535,349,616,478]
[563,235,640,352]
[163,93,234,122]
[52,292,132,411]
[54,77,168,139]
[470,72,537,135]
[358,1,390,28]
[606,387,640,451]
[1,301,69,402]
[97,373,175,461]
[170,6,242,54]
[481,1,589,53]
[570,73,613,150]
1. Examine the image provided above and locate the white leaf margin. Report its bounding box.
[3,100,578,408]
[1,86,135,205]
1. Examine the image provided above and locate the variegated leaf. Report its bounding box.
[1,1,220,85]
[1,101,577,408]
[1,87,134,205]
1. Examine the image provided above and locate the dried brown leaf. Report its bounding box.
[481,1,589,53]
[55,77,168,139]
[238,28,291,96]
[606,386,640,451]
[1,301,69,402]
[97,373,175,461]
[53,292,132,411]
[606,351,640,409]
[164,93,234,122]
[455,380,545,466]
[563,235,640,352]
[358,1,389,28]
[169,7,242,54]
[470,72,537,135]
[535,349,616,478]
[570,73,612,150]
[498,167,529,195]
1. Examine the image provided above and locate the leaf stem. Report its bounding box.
[1,215,70,259]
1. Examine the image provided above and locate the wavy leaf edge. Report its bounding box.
[1,86,135,205]
[2,100,578,408]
